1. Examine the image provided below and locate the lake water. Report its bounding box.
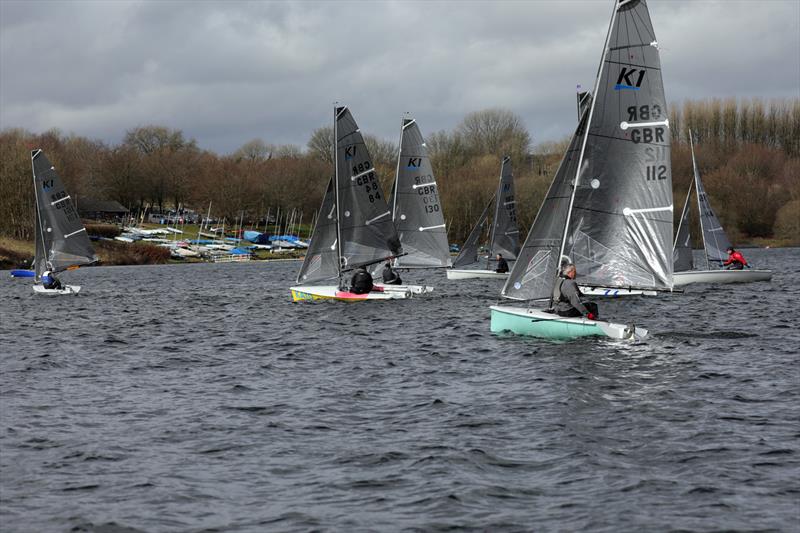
[1,247,798,531]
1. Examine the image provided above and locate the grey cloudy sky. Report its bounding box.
[1,0,798,154]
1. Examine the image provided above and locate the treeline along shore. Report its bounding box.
[1,97,798,269]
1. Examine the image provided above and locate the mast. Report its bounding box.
[555,2,618,277]
[487,164,503,269]
[333,105,344,283]
[689,130,710,270]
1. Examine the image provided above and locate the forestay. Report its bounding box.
[501,95,594,301]
[392,118,451,269]
[489,156,520,260]
[673,175,694,273]
[32,149,97,280]
[335,106,402,270]
[296,177,339,283]
[692,131,732,267]
[563,0,673,291]
[452,195,494,268]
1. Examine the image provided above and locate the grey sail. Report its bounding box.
[392,118,451,269]
[502,95,594,300]
[335,106,402,270]
[296,177,339,283]
[452,195,494,268]
[673,178,694,273]
[488,156,520,260]
[563,0,673,291]
[691,131,732,266]
[577,91,592,119]
[31,149,97,279]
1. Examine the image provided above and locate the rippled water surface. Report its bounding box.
[1,248,798,531]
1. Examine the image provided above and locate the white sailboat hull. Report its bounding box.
[290,285,411,302]
[33,284,81,296]
[374,283,433,295]
[673,269,772,286]
[446,269,509,280]
[490,305,648,341]
[579,286,658,297]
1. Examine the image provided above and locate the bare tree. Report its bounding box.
[307,126,334,164]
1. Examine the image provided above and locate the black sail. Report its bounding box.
[489,156,520,260]
[296,177,339,283]
[392,118,451,268]
[502,96,593,300]
[452,196,494,268]
[673,178,694,273]
[31,149,97,279]
[335,106,402,270]
[691,131,732,267]
[577,91,592,120]
[563,0,673,291]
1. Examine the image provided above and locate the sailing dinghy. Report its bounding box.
[447,156,519,280]
[290,106,410,302]
[373,117,451,294]
[31,149,98,295]
[491,0,674,340]
[672,131,772,286]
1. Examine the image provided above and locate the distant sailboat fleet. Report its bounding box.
[14,0,774,342]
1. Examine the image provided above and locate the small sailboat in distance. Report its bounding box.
[290,105,410,302]
[31,149,98,295]
[447,156,520,280]
[672,131,772,286]
[491,0,674,340]
[372,116,451,294]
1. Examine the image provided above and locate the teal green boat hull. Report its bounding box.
[489,305,646,341]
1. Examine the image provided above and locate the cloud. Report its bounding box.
[1,0,798,154]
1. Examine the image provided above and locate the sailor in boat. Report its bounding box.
[495,254,509,274]
[42,270,63,291]
[350,266,374,294]
[723,247,748,270]
[381,261,402,285]
[550,263,598,320]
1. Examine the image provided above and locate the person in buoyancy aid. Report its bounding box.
[723,246,748,270]
[42,270,63,290]
[495,254,509,273]
[551,263,598,319]
[381,261,402,285]
[350,266,374,294]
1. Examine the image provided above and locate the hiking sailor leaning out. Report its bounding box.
[551,263,598,320]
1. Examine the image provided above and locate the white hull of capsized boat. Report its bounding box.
[290,285,411,302]
[579,286,658,297]
[446,269,509,280]
[374,283,433,295]
[673,269,772,286]
[489,305,648,341]
[33,284,81,296]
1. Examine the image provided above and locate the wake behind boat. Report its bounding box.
[30,149,98,295]
[491,0,674,340]
[290,105,409,302]
[448,156,519,280]
[672,131,773,287]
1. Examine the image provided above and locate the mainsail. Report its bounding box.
[296,177,339,283]
[335,106,402,270]
[489,156,520,260]
[562,0,673,291]
[392,118,451,269]
[502,95,594,301]
[691,131,732,267]
[452,195,494,268]
[673,177,694,273]
[31,149,97,281]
